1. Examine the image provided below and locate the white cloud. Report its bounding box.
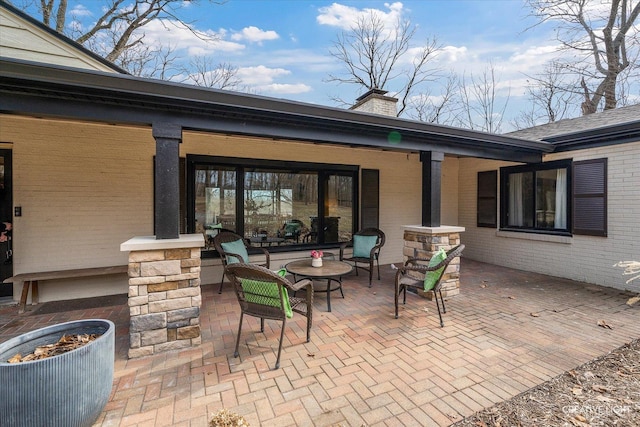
[259,83,313,94]
[69,5,93,17]
[137,19,245,55]
[235,66,312,95]
[509,44,559,66]
[231,26,279,44]
[317,1,404,31]
[236,65,291,85]
[437,46,468,63]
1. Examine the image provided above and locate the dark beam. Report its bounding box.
[420,151,444,227]
[152,123,181,239]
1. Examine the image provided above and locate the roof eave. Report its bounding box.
[0,58,550,162]
[544,121,640,152]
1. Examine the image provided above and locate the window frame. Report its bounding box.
[186,155,359,256]
[499,159,572,235]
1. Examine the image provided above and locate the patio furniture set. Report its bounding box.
[214,228,464,369]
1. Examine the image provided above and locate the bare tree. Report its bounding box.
[406,73,459,124]
[512,62,580,129]
[19,0,224,72]
[456,63,509,134]
[116,43,181,79]
[182,57,242,90]
[526,0,640,113]
[326,11,442,116]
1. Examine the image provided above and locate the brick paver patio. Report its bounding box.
[1,258,638,426]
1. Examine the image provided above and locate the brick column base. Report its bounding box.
[402,226,465,299]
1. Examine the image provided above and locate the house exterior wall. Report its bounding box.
[0,7,119,72]
[442,156,459,225]
[458,141,640,293]
[2,115,460,302]
[1,115,155,301]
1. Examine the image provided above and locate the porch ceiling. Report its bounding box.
[0,58,552,163]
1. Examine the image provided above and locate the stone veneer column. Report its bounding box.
[402,225,465,299]
[120,234,204,359]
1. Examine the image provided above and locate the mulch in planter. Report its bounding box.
[6,333,101,363]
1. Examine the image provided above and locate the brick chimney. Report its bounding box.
[350,88,398,117]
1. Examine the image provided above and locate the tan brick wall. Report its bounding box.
[1,115,154,301]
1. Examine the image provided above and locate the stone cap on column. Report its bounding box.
[120,234,204,252]
[403,225,465,234]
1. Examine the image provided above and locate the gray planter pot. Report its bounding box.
[0,319,115,427]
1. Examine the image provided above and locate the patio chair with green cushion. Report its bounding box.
[213,231,270,294]
[339,228,386,287]
[225,263,313,369]
[277,219,304,243]
[393,244,465,327]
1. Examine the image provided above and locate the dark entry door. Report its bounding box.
[0,149,12,297]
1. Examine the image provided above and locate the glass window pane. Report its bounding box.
[325,174,353,243]
[507,172,534,227]
[244,170,318,247]
[536,168,567,230]
[194,166,236,251]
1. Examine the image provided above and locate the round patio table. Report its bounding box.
[285,259,353,312]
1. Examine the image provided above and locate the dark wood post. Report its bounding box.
[152,122,181,239]
[420,151,444,227]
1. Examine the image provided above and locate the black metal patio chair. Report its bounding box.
[213,231,270,294]
[393,244,465,327]
[225,263,313,369]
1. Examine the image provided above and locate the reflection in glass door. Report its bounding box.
[0,149,13,298]
[323,173,353,243]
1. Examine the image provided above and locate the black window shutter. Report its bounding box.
[361,169,379,229]
[573,158,607,236]
[477,170,497,227]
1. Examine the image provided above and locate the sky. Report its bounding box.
[153,1,555,107]
[20,0,632,132]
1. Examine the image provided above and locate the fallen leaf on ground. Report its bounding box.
[507,296,516,299]
[597,319,613,329]
[530,312,540,317]
[569,414,591,427]
[480,284,487,288]
[627,296,639,306]
[307,353,315,357]
[572,386,583,395]
[592,384,612,393]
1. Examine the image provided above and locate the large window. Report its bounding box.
[187,156,358,254]
[500,160,571,233]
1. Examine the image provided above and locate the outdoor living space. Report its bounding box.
[0,258,638,427]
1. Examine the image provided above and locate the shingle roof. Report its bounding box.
[507,104,640,141]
